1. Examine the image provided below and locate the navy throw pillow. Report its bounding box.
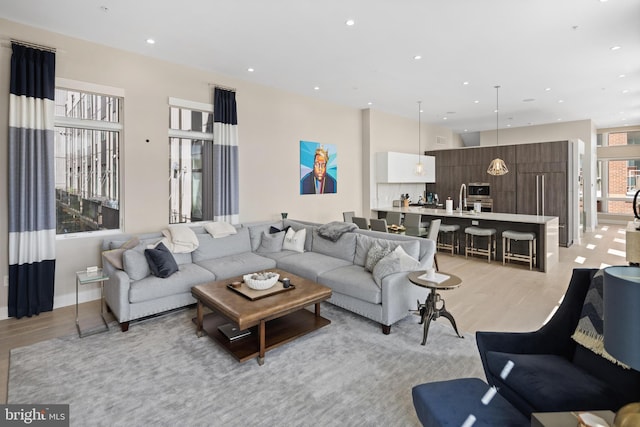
[270,225,291,234]
[144,242,179,278]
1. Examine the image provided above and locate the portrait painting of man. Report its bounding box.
[300,141,337,195]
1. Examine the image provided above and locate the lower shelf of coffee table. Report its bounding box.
[199,309,331,363]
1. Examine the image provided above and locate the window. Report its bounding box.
[596,130,640,215]
[54,82,123,234]
[168,98,213,224]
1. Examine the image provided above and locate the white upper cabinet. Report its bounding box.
[376,152,436,183]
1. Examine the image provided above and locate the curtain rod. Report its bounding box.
[208,83,236,92]
[10,38,56,53]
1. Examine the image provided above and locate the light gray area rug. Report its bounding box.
[9,303,484,427]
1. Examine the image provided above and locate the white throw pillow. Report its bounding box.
[282,227,306,253]
[372,245,420,287]
[204,221,238,238]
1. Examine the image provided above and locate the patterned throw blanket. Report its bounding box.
[571,269,628,368]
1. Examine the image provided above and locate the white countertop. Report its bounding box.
[374,206,558,225]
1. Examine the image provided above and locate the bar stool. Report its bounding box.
[502,230,537,270]
[437,224,460,255]
[464,226,496,263]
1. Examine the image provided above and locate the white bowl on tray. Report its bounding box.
[243,272,280,290]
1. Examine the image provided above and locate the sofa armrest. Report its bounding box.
[380,271,430,326]
[103,263,132,323]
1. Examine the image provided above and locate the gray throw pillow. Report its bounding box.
[257,230,285,253]
[123,243,152,281]
[372,246,420,287]
[365,243,392,272]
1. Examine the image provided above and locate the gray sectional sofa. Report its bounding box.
[101,219,436,333]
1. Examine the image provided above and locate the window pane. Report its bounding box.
[55,88,120,122]
[607,131,640,146]
[169,138,203,223]
[54,126,120,233]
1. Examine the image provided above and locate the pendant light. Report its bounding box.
[487,85,509,176]
[415,100,424,175]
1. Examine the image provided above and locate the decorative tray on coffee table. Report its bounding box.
[227,280,295,301]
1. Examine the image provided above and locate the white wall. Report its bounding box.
[0,19,363,317]
[363,109,463,211]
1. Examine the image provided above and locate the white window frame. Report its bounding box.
[168,97,214,224]
[54,78,125,238]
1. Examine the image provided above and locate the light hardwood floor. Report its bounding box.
[0,223,629,403]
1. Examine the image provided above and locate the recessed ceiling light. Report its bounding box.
[463,81,469,85]
[610,45,621,51]
[314,86,320,91]
[545,88,551,91]
[247,68,254,72]
[474,100,480,104]
[368,102,373,106]
[622,89,629,94]
[346,19,355,26]
[442,117,447,120]
[558,100,564,103]
[557,118,563,121]
[146,38,155,44]
[414,55,422,60]
[507,124,512,127]
[619,74,626,78]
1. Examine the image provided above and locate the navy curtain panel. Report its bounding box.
[213,88,239,223]
[8,43,57,318]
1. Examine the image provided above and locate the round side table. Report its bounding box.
[408,271,463,345]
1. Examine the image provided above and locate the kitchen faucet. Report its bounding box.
[459,183,467,212]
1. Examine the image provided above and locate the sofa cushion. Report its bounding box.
[247,221,284,251]
[372,245,420,287]
[319,265,381,304]
[254,250,299,262]
[276,252,352,282]
[312,229,356,263]
[192,227,251,262]
[485,351,627,413]
[282,227,306,253]
[128,263,215,303]
[256,230,285,254]
[144,242,179,278]
[102,236,139,270]
[354,234,420,267]
[195,252,276,280]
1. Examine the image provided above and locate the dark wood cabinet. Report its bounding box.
[428,140,574,246]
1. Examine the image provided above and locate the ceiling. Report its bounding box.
[1,0,639,134]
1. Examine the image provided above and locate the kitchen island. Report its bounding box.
[372,207,559,272]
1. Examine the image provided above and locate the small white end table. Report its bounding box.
[76,269,110,338]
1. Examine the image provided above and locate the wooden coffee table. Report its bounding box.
[191,268,332,365]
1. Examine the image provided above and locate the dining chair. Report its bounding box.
[386,211,402,227]
[404,213,428,237]
[427,219,441,271]
[370,218,388,232]
[343,211,355,223]
[352,216,369,230]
